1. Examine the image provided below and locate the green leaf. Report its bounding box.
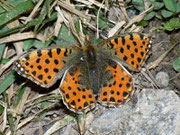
[13,85,26,107]
[34,0,49,32]
[154,2,164,10]
[163,0,176,12]
[0,27,8,60]
[0,105,4,116]
[0,131,5,135]
[0,70,17,94]
[164,18,180,31]
[173,57,180,72]
[38,102,49,119]
[176,1,180,13]
[99,17,109,30]
[54,25,74,46]
[0,95,5,115]
[0,0,27,14]
[161,9,173,18]
[39,110,47,119]
[0,44,6,60]
[4,92,15,135]
[7,111,15,135]
[0,0,34,27]
[132,0,145,11]
[74,18,87,35]
[41,102,49,108]
[138,20,149,26]
[23,39,52,50]
[0,58,10,64]
[93,39,103,45]
[34,0,54,32]
[0,12,57,38]
[144,11,156,20]
[155,14,162,19]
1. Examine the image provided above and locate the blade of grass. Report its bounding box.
[0,27,8,60]
[0,44,5,59]
[0,58,10,64]
[0,70,17,94]
[4,92,15,135]
[44,115,75,135]
[13,85,26,107]
[0,0,34,27]
[34,0,54,32]
[0,12,57,38]
[7,111,15,135]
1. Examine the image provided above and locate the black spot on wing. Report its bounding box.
[84,102,88,108]
[110,97,115,102]
[120,48,124,53]
[123,55,127,61]
[25,54,30,60]
[109,42,114,49]
[133,41,137,46]
[36,58,40,63]
[53,68,59,73]
[44,68,49,73]
[37,65,42,70]
[48,75,51,79]
[57,48,61,55]
[123,91,128,98]
[48,49,52,58]
[37,50,42,57]
[114,38,118,44]
[38,74,43,80]
[140,34,144,40]
[54,59,59,65]
[140,52,144,57]
[130,34,133,40]
[121,37,125,45]
[25,62,29,66]
[64,49,68,56]
[32,71,36,76]
[45,59,50,64]
[131,53,134,58]
[137,57,141,63]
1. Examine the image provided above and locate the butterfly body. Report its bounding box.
[15,33,152,114]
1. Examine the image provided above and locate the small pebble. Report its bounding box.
[155,72,169,87]
[126,8,138,18]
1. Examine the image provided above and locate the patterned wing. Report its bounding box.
[98,60,133,106]
[14,47,80,88]
[59,65,95,114]
[102,34,152,70]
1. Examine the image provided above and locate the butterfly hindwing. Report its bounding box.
[98,60,133,106]
[15,46,80,88]
[59,65,95,114]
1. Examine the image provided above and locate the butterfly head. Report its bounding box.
[81,37,97,65]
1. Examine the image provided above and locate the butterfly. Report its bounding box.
[14,33,152,114]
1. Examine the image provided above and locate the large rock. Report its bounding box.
[86,89,180,135]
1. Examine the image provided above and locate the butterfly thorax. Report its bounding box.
[83,44,97,66]
[76,44,112,95]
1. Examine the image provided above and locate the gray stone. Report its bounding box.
[85,89,180,135]
[155,72,169,87]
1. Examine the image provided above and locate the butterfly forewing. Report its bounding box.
[15,46,80,88]
[102,34,152,70]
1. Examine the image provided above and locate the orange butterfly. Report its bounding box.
[14,34,152,114]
